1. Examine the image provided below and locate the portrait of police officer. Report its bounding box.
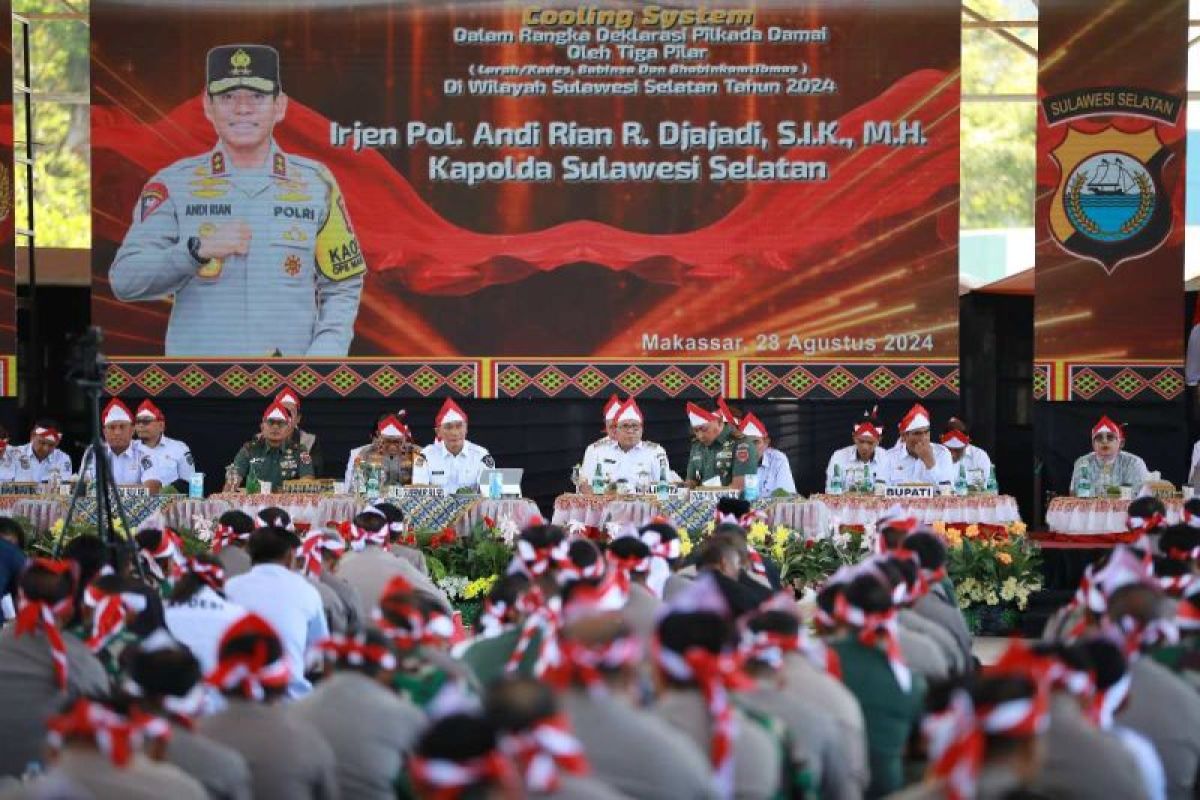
[109,44,366,357]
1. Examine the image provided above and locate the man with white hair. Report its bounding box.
[580,398,670,493]
[882,404,954,485]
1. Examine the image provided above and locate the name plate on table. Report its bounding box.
[281,479,337,495]
[688,488,741,499]
[117,485,150,498]
[389,486,447,500]
[884,484,937,498]
[0,482,40,495]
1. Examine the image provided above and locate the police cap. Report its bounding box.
[206,44,281,96]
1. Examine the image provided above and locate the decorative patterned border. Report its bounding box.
[103,360,480,399]
[0,356,15,397]
[492,360,726,399]
[1034,361,1184,402]
[740,361,959,399]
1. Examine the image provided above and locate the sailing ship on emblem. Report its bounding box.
[1063,152,1155,243]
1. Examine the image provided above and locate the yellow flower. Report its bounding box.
[679,528,694,557]
[931,521,947,536]
[49,519,65,537]
[747,521,770,548]
[995,551,1013,565]
[462,574,499,600]
[964,525,980,540]
[1009,521,1027,537]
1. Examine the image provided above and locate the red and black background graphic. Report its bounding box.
[91,0,961,399]
[0,1,15,397]
[1034,0,1187,402]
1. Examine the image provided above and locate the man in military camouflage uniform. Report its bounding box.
[109,44,365,357]
[682,402,758,489]
[226,400,313,489]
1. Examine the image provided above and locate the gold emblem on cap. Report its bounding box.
[230,48,252,76]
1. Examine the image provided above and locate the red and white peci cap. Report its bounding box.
[262,401,291,423]
[102,399,133,426]
[1092,416,1123,440]
[377,414,409,439]
[603,395,621,423]
[135,400,165,422]
[686,402,719,428]
[898,403,931,433]
[941,430,970,449]
[614,398,643,425]
[738,413,767,439]
[32,424,61,444]
[435,398,468,427]
[715,397,739,425]
[275,387,301,409]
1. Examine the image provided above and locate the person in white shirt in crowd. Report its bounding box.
[940,416,993,488]
[742,413,797,495]
[825,409,888,491]
[882,403,954,485]
[164,553,246,676]
[578,395,622,485]
[224,525,329,698]
[1070,415,1150,495]
[85,399,164,492]
[133,399,196,491]
[0,426,18,482]
[8,419,73,483]
[411,398,493,492]
[579,397,671,493]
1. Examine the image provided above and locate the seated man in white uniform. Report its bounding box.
[579,395,621,483]
[1069,415,1149,496]
[940,417,993,488]
[133,400,196,492]
[579,397,670,493]
[882,403,954,485]
[412,398,494,492]
[742,414,796,495]
[825,411,887,491]
[9,419,73,483]
[85,398,164,492]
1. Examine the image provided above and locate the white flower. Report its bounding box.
[567,519,587,536]
[437,575,470,600]
[193,516,213,542]
[497,517,520,546]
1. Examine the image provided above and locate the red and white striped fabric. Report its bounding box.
[336,519,386,552]
[299,530,346,578]
[206,614,291,700]
[313,632,397,671]
[211,523,248,553]
[46,698,171,768]
[407,750,520,800]
[140,528,187,582]
[499,714,591,793]
[183,557,226,593]
[546,635,643,693]
[922,689,983,800]
[84,585,147,654]
[14,559,77,690]
[516,538,570,577]
[834,593,911,692]
[505,589,561,676]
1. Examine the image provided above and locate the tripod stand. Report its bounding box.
[53,327,142,576]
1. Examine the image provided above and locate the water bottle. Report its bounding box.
[353,459,366,496]
[742,472,760,501]
[861,464,873,494]
[489,471,503,499]
[954,464,969,497]
[1077,464,1092,498]
[985,466,998,495]
[245,462,261,495]
[829,464,844,496]
[46,468,61,496]
[366,464,382,499]
[656,477,670,501]
[591,463,606,495]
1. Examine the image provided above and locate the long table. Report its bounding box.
[551,492,1023,535]
[1046,496,1183,535]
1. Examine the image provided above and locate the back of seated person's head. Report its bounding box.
[217,510,255,536]
[1158,525,1200,562]
[518,523,566,550]
[485,573,533,621]
[970,673,1042,759]
[1076,636,1127,691]
[371,503,405,541]
[1105,583,1167,628]
[695,536,742,574]
[712,523,747,545]
[844,573,893,616]
[903,531,947,572]
[134,528,165,554]
[746,608,801,638]
[169,553,226,603]
[20,559,77,606]
[484,675,558,734]
[126,636,202,701]
[215,617,288,700]
[324,629,397,679]
[887,556,920,590]
[657,610,732,658]
[247,526,299,565]
[0,517,27,550]
[257,507,291,529]
[715,497,751,521]
[607,536,651,571]
[816,582,845,619]
[872,560,904,593]
[90,573,165,637]
[64,534,109,585]
[880,526,908,552]
[562,539,603,583]
[1128,495,1167,523]
[412,713,505,793]
[352,509,388,534]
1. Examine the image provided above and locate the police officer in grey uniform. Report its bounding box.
[109,44,365,357]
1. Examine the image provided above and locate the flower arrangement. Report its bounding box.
[780,524,877,590]
[935,521,1042,633]
[406,516,520,626]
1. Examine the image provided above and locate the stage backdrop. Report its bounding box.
[0,3,15,397]
[91,0,960,400]
[1034,0,1187,402]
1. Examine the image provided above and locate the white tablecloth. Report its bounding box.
[800,494,1023,533]
[1046,496,1183,535]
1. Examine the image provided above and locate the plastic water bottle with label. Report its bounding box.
[489,471,503,499]
[829,464,844,496]
[1076,465,1092,498]
[954,464,969,497]
[591,463,606,495]
[742,473,760,501]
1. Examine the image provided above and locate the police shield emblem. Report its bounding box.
[1048,126,1172,274]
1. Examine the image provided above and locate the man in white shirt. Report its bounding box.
[84,398,164,492]
[134,399,196,490]
[825,412,887,491]
[9,419,73,483]
[411,398,493,492]
[940,417,993,488]
[579,398,670,492]
[882,403,954,485]
[577,394,621,488]
[742,413,797,495]
[225,526,329,698]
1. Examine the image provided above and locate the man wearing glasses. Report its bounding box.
[1070,416,1148,496]
[882,404,954,485]
[579,398,670,493]
[110,44,365,357]
[224,400,314,490]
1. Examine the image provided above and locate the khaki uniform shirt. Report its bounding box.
[1117,657,1200,800]
[337,546,450,620]
[22,750,207,800]
[198,699,338,800]
[217,546,252,580]
[780,652,870,794]
[1033,693,1150,800]
[293,671,425,800]
[165,720,253,800]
